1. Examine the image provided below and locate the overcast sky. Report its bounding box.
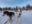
[0,0,32,7]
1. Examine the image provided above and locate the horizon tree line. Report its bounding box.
[0,4,32,11]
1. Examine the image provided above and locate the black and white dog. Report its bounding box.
[3,11,15,20]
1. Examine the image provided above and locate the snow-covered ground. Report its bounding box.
[22,10,32,24]
[0,10,32,24]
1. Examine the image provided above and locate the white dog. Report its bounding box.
[16,9,21,24]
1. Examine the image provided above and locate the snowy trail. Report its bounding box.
[0,10,32,24]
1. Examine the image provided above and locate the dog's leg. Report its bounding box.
[6,18,13,24]
[9,18,13,24]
